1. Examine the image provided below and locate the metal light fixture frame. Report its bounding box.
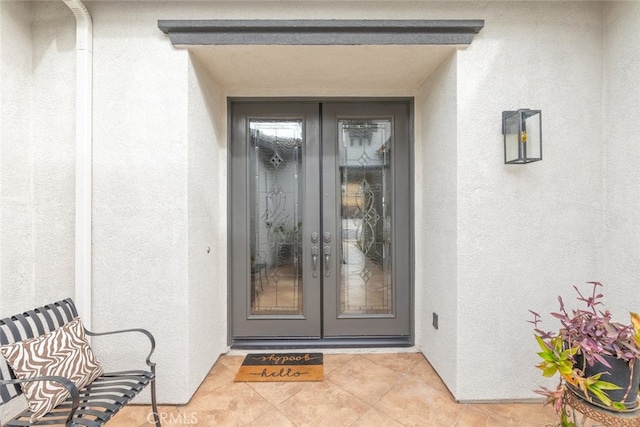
[502,109,542,164]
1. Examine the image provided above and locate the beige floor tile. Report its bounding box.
[469,402,559,426]
[276,380,370,427]
[408,357,453,395]
[112,353,571,426]
[360,352,425,375]
[374,376,464,426]
[108,404,178,427]
[351,407,405,427]
[194,361,237,396]
[326,354,401,405]
[107,405,147,427]
[186,382,273,426]
[217,355,245,374]
[247,381,309,406]
[323,353,357,375]
[159,408,202,427]
[245,408,296,427]
[455,406,512,427]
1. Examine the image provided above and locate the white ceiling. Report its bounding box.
[189,44,456,96]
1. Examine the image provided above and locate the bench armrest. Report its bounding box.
[0,375,80,425]
[85,328,157,369]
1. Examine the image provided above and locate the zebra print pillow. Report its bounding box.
[0,317,103,422]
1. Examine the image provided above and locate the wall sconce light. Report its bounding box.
[502,109,542,164]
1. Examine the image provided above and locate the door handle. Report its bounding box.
[324,246,331,277]
[311,246,319,278]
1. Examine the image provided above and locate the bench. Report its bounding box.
[0,299,161,426]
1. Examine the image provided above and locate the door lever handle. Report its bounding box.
[311,246,319,278]
[324,246,331,278]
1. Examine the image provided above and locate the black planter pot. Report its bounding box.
[574,353,640,409]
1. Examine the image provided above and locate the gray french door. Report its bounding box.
[230,100,411,346]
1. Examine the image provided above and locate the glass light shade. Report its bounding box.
[502,109,542,164]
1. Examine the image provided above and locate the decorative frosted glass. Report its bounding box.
[338,119,393,315]
[249,120,303,315]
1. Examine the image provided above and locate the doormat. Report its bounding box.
[234,353,323,382]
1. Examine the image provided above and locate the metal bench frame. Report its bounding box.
[0,299,161,426]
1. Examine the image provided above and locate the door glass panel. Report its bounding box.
[250,120,303,315]
[338,119,393,316]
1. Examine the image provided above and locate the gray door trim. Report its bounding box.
[228,98,414,348]
[158,19,484,46]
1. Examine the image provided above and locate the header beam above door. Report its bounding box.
[158,20,484,46]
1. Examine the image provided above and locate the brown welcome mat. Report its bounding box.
[234,353,323,382]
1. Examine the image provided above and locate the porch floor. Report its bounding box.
[110,352,558,426]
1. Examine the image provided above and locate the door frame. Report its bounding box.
[227,97,415,349]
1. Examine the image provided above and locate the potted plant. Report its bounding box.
[529,281,640,424]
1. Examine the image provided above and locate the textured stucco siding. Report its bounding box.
[603,2,640,316]
[0,5,36,421]
[89,2,192,403]
[0,0,638,407]
[187,53,228,396]
[0,1,76,314]
[1,1,36,316]
[454,2,606,401]
[414,52,459,396]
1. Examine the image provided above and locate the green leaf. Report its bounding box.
[631,312,640,347]
[535,335,550,352]
[538,352,556,362]
[594,381,623,391]
[612,402,627,411]
[553,337,566,352]
[587,386,613,407]
[557,363,573,376]
[542,365,558,377]
[561,410,575,427]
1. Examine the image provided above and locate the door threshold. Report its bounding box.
[230,336,412,350]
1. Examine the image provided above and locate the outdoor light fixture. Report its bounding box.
[502,109,542,164]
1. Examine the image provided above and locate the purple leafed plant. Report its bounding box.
[529,281,640,418]
[544,281,640,366]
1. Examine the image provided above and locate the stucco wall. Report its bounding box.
[1,1,35,316]
[454,2,605,401]
[1,2,77,418]
[1,0,635,409]
[0,3,35,420]
[89,2,193,403]
[187,53,228,393]
[88,2,229,404]
[603,2,640,315]
[0,1,76,315]
[413,2,605,402]
[1,0,77,311]
[31,3,77,306]
[0,1,229,406]
[414,52,459,396]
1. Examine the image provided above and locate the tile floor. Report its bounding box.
[110,351,560,427]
